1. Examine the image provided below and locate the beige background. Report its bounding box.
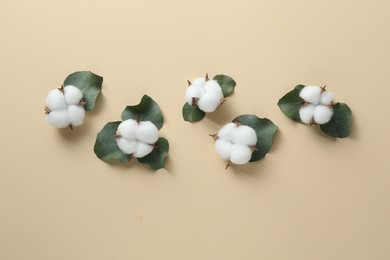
[1,0,390,259]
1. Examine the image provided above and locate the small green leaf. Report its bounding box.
[320,103,352,138]
[213,74,236,97]
[94,121,129,163]
[182,103,206,122]
[233,114,278,162]
[277,85,305,122]
[121,95,164,130]
[137,137,169,170]
[64,71,103,111]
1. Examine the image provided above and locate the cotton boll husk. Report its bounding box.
[136,121,159,144]
[215,139,233,160]
[314,105,334,124]
[192,77,206,86]
[233,125,257,146]
[45,89,67,111]
[67,105,85,127]
[133,142,154,158]
[320,91,334,105]
[185,84,205,105]
[230,144,252,165]
[46,109,70,128]
[64,85,83,105]
[217,122,237,141]
[117,138,138,155]
[299,104,316,124]
[299,85,322,105]
[197,91,221,112]
[204,80,223,99]
[117,119,138,139]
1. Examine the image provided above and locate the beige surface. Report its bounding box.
[1,0,390,259]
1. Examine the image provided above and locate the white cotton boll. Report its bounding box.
[320,91,334,105]
[314,105,334,125]
[230,144,252,165]
[136,121,159,144]
[217,122,237,141]
[204,80,223,99]
[117,119,138,139]
[233,125,257,146]
[46,109,70,128]
[117,138,138,155]
[67,105,85,127]
[215,139,233,160]
[45,89,67,111]
[192,77,206,86]
[197,91,221,112]
[299,85,322,105]
[299,104,316,124]
[64,85,83,105]
[185,84,205,105]
[133,142,154,158]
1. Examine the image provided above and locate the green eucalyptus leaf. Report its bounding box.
[137,137,169,170]
[94,121,129,163]
[121,95,164,130]
[182,103,206,122]
[233,114,278,162]
[213,74,236,97]
[277,85,305,122]
[320,103,352,138]
[64,71,103,111]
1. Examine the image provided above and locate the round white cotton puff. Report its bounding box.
[64,85,83,105]
[185,84,205,105]
[320,91,334,105]
[46,109,70,128]
[314,105,333,125]
[299,85,322,105]
[230,144,252,165]
[45,89,67,111]
[133,142,154,158]
[67,105,85,127]
[136,121,159,144]
[299,104,316,124]
[233,125,257,146]
[204,80,223,99]
[117,119,138,140]
[192,77,206,86]
[197,91,221,112]
[215,139,233,160]
[117,138,138,155]
[217,122,237,141]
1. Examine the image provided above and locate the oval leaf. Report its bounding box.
[137,137,169,170]
[213,74,236,97]
[94,121,129,163]
[277,85,305,122]
[182,103,206,122]
[121,95,164,130]
[320,102,352,138]
[64,71,103,111]
[233,114,278,162]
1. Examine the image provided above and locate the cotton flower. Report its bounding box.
[44,85,86,128]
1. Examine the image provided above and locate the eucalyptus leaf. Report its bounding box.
[121,95,164,130]
[277,85,305,122]
[94,121,129,163]
[182,103,206,122]
[137,137,169,170]
[213,74,236,97]
[233,114,278,162]
[64,71,103,111]
[320,103,352,138]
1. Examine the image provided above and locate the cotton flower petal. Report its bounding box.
[117,119,138,140]
[185,84,205,105]
[45,89,67,111]
[68,105,85,127]
[64,85,83,105]
[136,121,159,144]
[314,105,334,124]
[133,142,154,158]
[320,90,334,105]
[299,104,316,124]
[46,109,70,128]
[230,144,252,165]
[217,122,237,142]
[233,125,257,146]
[197,91,221,113]
[117,138,138,155]
[299,85,322,105]
[215,139,233,160]
[204,80,223,99]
